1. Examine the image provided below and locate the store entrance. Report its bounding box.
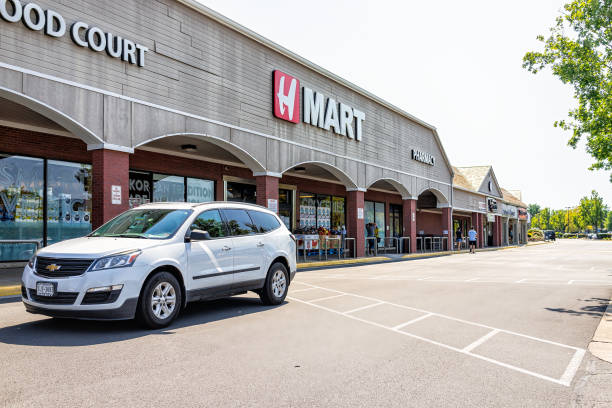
[389,204,402,238]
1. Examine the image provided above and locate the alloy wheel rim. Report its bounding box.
[151,282,176,320]
[271,270,286,298]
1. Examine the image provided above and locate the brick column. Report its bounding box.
[478,214,485,248]
[347,190,365,258]
[92,149,130,229]
[492,215,500,247]
[255,175,279,211]
[402,199,417,253]
[441,207,452,251]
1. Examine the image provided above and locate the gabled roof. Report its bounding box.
[452,166,474,191]
[500,188,527,208]
[455,166,491,190]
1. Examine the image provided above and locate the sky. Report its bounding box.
[197,0,611,209]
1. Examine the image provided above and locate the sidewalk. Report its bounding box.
[0,243,547,297]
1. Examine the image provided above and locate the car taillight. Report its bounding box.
[290,234,296,243]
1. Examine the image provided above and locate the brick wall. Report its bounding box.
[0,125,90,163]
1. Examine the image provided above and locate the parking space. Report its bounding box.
[289,279,586,387]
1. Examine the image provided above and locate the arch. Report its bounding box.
[366,178,412,199]
[417,187,449,205]
[281,161,358,190]
[0,86,103,144]
[134,132,267,174]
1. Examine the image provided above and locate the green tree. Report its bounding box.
[579,190,608,230]
[550,209,568,231]
[606,211,612,230]
[523,0,612,182]
[532,208,552,230]
[528,203,541,218]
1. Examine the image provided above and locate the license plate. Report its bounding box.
[36,282,55,297]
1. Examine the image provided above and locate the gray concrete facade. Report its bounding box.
[0,0,453,202]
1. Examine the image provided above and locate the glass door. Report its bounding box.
[278,189,293,230]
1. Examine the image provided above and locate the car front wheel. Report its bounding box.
[260,262,289,305]
[137,271,182,329]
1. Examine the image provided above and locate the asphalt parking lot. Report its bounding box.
[1,240,611,407]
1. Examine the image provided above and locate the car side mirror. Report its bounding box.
[188,229,212,242]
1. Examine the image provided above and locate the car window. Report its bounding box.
[90,209,192,239]
[191,210,227,238]
[220,209,257,236]
[247,210,281,233]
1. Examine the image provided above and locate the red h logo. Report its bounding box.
[273,70,300,123]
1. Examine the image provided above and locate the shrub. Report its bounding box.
[528,228,544,241]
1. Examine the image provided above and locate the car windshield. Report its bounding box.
[90,209,193,239]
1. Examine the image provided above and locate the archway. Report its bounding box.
[0,86,103,144]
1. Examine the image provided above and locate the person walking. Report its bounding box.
[468,225,477,254]
[365,222,375,255]
[455,226,463,250]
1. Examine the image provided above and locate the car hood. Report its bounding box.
[36,236,167,259]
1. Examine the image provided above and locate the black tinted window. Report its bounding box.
[221,209,257,236]
[248,210,281,233]
[191,210,226,238]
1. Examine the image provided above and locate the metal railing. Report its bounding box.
[398,237,411,254]
[323,236,342,261]
[380,237,399,254]
[343,238,356,259]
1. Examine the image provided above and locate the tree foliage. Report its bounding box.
[578,189,608,230]
[528,203,541,218]
[523,0,612,181]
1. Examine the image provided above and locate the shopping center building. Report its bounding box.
[0,0,527,262]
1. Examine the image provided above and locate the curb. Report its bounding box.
[588,297,612,364]
[297,244,524,270]
[298,256,390,269]
[0,285,20,297]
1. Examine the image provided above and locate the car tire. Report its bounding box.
[259,262,289,306]
[137,271,182,329]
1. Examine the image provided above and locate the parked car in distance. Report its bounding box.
[21,202,297,328]
[543,230,556,241]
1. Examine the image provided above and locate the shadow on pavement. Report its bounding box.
[0,296,284,347]
[545,297,609,318]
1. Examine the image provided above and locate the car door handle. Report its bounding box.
[222,246,232,251]
[257,242,265,248]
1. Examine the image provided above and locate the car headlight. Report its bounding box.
[27,255,37,269]
[89,250,142,271]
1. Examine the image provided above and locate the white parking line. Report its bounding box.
[308,294,346,303]
[288,281,585,387]
[392,313,433,331]
[291,287,318,293]
[344,301,385,314]
[462,329,500,353]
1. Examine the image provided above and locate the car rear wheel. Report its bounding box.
[260,262,289,305]
[137,271,182,329]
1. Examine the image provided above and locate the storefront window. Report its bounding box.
[297,193,345,233]
[153,174,185,202]
[187,178,214,203]
[130,172,214,207]
[46,160,92,246]
[226,181,256,204]
[129,171,152,208]
[0,155,44,261]
[299,192,316,230]
[331,196,345,230]
[279,189,293,230]
[365,200,385,247]
[317,195,331,229]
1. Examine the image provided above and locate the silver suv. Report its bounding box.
[22,202,297,328]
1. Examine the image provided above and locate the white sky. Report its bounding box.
[197,0,611,209]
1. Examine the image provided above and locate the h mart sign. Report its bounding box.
[273,70,365,141]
